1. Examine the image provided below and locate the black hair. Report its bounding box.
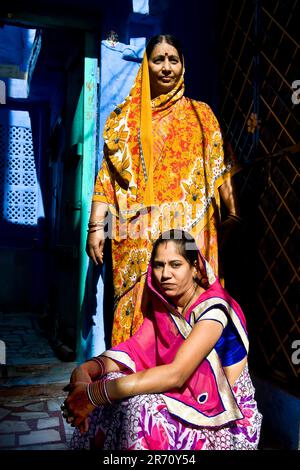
[146,34,183,64]
[151,229,198,266]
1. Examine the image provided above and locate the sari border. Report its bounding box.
[192,298,249,352]
[101,350,136,373]
[169,296,248,354]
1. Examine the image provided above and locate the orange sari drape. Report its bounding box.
[93,53,239,345]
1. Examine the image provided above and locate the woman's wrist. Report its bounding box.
[88,219,106,227]
[86,379,112,407]
[89,202,108,223]
[227,213,243,224]
[88,202,108,233]
[87,217,106,234]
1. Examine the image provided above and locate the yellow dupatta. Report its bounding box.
[102,52,185,219]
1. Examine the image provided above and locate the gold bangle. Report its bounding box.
[88,221,105,227]
[87,227,105,233]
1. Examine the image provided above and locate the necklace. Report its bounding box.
[180,283,198,315]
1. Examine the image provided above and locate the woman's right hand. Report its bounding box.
[66,364,93,392]
[86,227,105,265]
[64,359,104,393]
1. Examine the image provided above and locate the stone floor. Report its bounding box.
[0,312,76,450]
[0,395,73,450]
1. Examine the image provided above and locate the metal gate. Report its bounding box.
[220,0,300,387]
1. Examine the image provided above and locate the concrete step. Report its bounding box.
[0,382,70,400]
[0,362,77,400]
[1,362,77,379]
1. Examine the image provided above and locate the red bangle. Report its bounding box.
[90,356,105,376]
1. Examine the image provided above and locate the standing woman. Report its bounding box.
[87,35,241,346]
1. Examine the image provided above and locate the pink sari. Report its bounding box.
[71,256,262,449]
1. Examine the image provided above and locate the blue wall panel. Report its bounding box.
[85,40,142,356]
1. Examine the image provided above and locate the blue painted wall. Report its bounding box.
[84,40,146,357]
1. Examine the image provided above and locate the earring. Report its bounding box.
[194,274,204,285]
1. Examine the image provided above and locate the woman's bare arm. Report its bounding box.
[69,355,126,387]
[66,318,246,430]
[106,319,223,400]
[86,201,108,265]
[219,177,240,217]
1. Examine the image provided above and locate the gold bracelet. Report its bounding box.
[87,227,105,233]
[88,221,105,227]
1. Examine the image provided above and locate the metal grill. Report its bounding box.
[220,0,300,386]
[0,122,37,226]
[220,0,257,162]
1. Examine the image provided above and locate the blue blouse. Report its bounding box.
[199,308,247,367]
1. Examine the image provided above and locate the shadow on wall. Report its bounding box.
[253,375,300,450]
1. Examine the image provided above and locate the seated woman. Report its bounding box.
[62,230,262,450]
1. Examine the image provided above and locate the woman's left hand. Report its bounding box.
[218,216,239,252]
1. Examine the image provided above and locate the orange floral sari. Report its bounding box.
[93,54,239,345]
